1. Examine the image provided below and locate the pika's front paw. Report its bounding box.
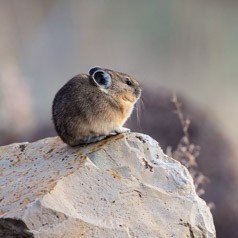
[113,127,131,134]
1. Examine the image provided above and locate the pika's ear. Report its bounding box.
[89,66,102,76]
[90,70,112,89]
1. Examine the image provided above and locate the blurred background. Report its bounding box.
[0,0,237,237]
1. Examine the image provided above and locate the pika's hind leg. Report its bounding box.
[70,128,130,146]
[70,135,109,146]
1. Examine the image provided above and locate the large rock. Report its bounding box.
[0,133,215,238]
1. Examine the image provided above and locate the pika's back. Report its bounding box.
[52,74,98,117]
[52,67,142,146]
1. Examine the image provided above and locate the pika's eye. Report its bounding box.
[91,70,112,89]
[126,78,132,86]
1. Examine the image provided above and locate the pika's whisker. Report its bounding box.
[135,97,144,131]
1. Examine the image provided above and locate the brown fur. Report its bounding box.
[52,68,141,146]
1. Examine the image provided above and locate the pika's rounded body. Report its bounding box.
[52,67,141,146]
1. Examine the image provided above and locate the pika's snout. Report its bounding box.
[135,87,142,98]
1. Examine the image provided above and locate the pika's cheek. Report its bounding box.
[121,92,137,103]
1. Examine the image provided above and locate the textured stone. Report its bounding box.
[0,133,215,237]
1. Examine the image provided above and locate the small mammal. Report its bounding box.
[52,67,142,146]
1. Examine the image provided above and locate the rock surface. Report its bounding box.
[0,133,215,238]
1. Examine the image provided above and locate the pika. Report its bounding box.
[52,67,142,146]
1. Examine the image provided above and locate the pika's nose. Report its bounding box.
[135,87,142,97]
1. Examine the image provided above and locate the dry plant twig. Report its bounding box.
[167,93,209,197]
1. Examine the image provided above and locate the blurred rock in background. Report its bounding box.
[1,1,238,237]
